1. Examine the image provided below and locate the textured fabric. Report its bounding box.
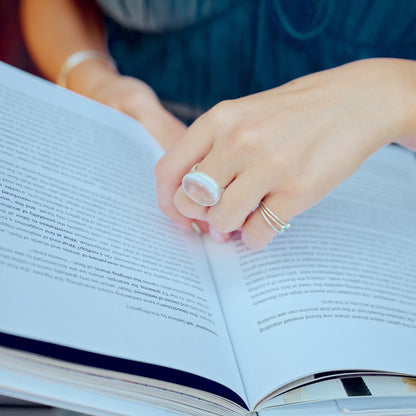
[96,0,240,32]
[96,0,416,123]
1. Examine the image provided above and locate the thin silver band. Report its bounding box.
[259,201,290,233]
[56,50,116,88]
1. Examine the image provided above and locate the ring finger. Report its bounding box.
[174,147,239,220]
[241,193,296,250]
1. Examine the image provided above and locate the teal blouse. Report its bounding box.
[96,0,416,123]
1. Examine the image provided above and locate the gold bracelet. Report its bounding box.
[56,50,116,88]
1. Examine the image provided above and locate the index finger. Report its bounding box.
[154,114,213,224]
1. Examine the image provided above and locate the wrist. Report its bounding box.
[59,50,119,97]
[365,58,416,146]
[389,59,416,146]
[338,58,416,155]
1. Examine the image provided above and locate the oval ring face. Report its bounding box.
[182,166,222,206]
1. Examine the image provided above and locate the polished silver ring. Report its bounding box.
[182,164,223,207]
[259,201,291,233]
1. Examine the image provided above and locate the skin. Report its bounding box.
[21,1,416,249]
[155,58,416,249]
[20,0,185,151]
[21,0,207,234]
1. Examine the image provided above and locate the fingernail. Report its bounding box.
[191,221,202,235]
[209,226,226,244]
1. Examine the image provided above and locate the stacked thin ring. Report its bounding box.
[181,165,291,235]
[258,201,291,233]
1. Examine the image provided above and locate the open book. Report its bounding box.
[0,61,415,416]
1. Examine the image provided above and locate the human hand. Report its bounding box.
[72,66,214,234]
[155,58,416,249]
[89,73,216,235]
[85,73,187,150]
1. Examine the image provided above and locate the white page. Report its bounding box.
[0,63,245,400]
[362,375,416,397]
[0,368,175,416]
[205,145,416,408]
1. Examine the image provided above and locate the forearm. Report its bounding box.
[385,58,416,151]
[20,0,117,94]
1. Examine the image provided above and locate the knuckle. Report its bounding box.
[227,125,257,154]
[228,128,247,150]
[201,100,234,130]
[281,180,304,202]
[266,146,292,172]
[203,99,262,157]
[210,100,233,120]
[225,123,275,163]
[206,209,236,233]
[284,175,314,207]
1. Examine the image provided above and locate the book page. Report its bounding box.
[0,367,176,416]
[205,144,416,408]
[0,63,245,400]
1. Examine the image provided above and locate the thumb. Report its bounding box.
[151,109,187,151]
[128,101,187,151]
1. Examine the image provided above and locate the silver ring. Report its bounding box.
[259,201,291,233]
[182,164,223,207]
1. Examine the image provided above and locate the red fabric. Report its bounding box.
[0,0,41,76]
